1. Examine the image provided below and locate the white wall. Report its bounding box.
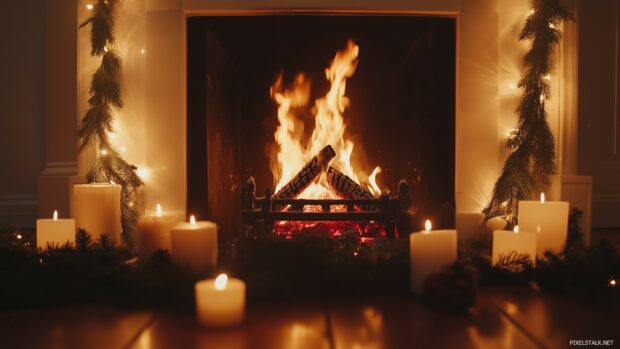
[0,0,46,228]
[0,0,579,229]
[578,0,620,228]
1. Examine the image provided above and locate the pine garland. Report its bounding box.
[79,0,143,247]
[484,0,574,219]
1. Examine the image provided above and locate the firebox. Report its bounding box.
[187,15,455,240]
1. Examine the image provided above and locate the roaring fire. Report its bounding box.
[270,39,380,200]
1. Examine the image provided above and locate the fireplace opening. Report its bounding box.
[187,15,456,240]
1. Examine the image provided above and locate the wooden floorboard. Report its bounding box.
[0,287,617,349]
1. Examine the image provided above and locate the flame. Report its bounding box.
[424,220,432,232]
[367,166,382,196]
[190,215,196,226]
[156,204,162,217]
[540,192,545,203]
[513,225,519,233]
[270,39,378,199]
[215,273,228,290]
[53,210,58,221]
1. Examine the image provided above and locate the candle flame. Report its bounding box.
[156,204,162,217]
[540,192,545,203]
[215,273,228,290]
[513,225,519,234]
[53,210,58,221]
[424,220,432,232]
[190,215,196,226]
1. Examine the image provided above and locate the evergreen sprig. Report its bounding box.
[484,0,574,218]
[79,0,143,248]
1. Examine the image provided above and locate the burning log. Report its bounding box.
[272,145,336,200]
[326,166,376,200]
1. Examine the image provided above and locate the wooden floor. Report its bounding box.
[0,286,618,349]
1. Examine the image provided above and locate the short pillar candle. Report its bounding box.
[36,210,75,249]
[195,274,246,327]
[518,193,569,256]
[409,220,457,293]
[171,215,218,271]
[135,204,178,264]
[492,226,537,267]
[73,183,122,243]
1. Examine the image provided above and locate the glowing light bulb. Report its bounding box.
[540,192,545,203]
[529,9,535,15]
[86,4,93,10]
[610,278,617,287]
[120,146,126,152]
[215,273,228,290]
[104,46,109,53]
[53,210,58,221]
[140,48,146,55]
[137,167,149,180]
[549,23,556,29]
[544,74,551,81]
[424,219,432,232]
[17,234,22,240]
[156,204,162,217]
[513,225,519,234]
[100,149,108,156]
[190,215,196,226]
[509,83,518,89]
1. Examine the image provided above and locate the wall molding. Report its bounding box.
[41,161,78,176]
[0,194,38,228]
[592,194,620,202]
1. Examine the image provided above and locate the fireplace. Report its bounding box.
[186,15,455,239]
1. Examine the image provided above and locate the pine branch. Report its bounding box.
[76,229,93,252]
[484,0,573,218]
[80,0,119,56]
[495,251,533,273]
[78,0,143,249]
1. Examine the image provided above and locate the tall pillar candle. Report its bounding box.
[73,184,122,243]
[410,220,457,293]
[36,210,75,249]
[196,274,246,327]
[171,215,218,271]
[135,204,178,264]
[518,193,569,256]
[492,226,537,267]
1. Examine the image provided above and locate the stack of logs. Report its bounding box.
[272,144,378,203]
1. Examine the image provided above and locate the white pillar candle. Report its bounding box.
[410,220,457,293]
[171,215,218,271]
[73,183,122,243]
[518,193,569,257]
[195,274,246,327]
[36,210,75,249]
[135,204,178,264]
[492,226,537,267]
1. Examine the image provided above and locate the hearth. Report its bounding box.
[187,15,456,239]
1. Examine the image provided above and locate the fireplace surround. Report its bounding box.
[50,0,579,240]
[186,14,456,237]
